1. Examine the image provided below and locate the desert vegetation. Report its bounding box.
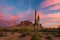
[0,26,60,40]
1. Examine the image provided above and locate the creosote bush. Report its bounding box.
[31,32,42,40]
[45,35,53,40]
[18,27,34,35]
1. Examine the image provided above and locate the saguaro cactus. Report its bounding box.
[34,9,40,32]
[31,10,42,40]
[35,9,37,25]
[37,15,40,32]
[34,9,37,32]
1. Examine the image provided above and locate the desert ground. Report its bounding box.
[0,32,60,40]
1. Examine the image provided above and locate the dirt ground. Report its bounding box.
[0,32,60,40]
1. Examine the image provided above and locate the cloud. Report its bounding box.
[0,13,3,17]
[0,14,6,20]
[17,13,23,18]
[39,0,60,27]
[46,12,60,18]
[0,14,13,27]
[0,13,24,27]
[48,5,60,10]
[7,14,17,20]
[40,0,60,8]
[37,11,46,19]
[6,6,14,10]
[44,19,60,24]
[0,7,3,10]
[43,18,60,28]
[42,12,60,27]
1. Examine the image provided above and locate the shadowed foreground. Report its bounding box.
[0,32,60,40]
[0,32,31,40]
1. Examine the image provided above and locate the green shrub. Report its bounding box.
[31,32,42,40]
[45,35,53,40]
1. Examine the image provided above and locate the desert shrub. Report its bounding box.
[18,29,27,37]
[31,35,37,40]
[0,29,3,36]
[45,35,53,40]
[54,28,60,37]
[3,29,9,32]
[0,29,5,37]
[18,27,34,35]
[3,28,12,32]
[12,29,19,32]
[18,27,34,38]
[57,28,60,33]
[6,28,15,34]
[54,33,60,37]
[31,32,42,40]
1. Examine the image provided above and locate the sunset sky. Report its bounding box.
[0,0,60,28]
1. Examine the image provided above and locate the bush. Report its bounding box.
[31,32,42,40]
[0,29,6,37]
[54,33,60,37]
[45,35,53,40]
[18,27,34,35]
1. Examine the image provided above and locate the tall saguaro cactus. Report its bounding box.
[37,15,40,32]
[31,10,42,40]
[34,9,37,32]
[34,9,40,32]
[35,9,37,25]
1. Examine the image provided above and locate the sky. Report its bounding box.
[0,0,60,28]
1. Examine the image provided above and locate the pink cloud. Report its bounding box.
[7,14,17,20]
[0,14,3,17]
[0,13,24,27]
[42,12,60,27]
[16,13,24,19]
[0,14,16,21]
[49,5,60,10]
[0,7,3,10]
[6,6,14,10]
[46,12,60,18]
[0,11,24,24]
[44,19,60,24]
[0,14,15,27]
[0,13,6,21]
[37,11,46,19]
[7,13,24,21]
[40,0,60,8]
[26,8,32,14]
[43,18,60,28]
